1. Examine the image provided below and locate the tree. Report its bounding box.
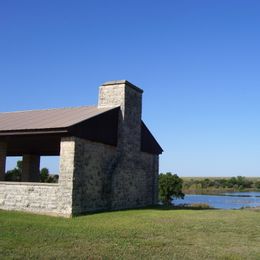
[5,161,22,181]
[40,168,50,182]
[40,168,59,183]
[159,172,185,205]
[5,161,57,183]
[255,181,260,190]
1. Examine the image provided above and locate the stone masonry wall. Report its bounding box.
[0,137,77,217]
[0,182,60,216]
[57,137,76,216]
[71,137,159,215]
[81,80,160,213]
[98,81,142,151]
[109,151,159,210]
[72,138,117,215]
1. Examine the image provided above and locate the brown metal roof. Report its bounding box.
[0,106,115,132]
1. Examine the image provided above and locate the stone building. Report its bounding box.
[0,80,163,217]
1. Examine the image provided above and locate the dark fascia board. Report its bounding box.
[0,129,68,136]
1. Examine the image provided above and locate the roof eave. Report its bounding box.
[0,128,69,136]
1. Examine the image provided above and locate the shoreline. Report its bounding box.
[183,188,260,195]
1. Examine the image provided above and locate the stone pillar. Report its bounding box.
[98,80,143,152]
[22,155,40,182]
[58,137,76,216]
[0,142,7,181]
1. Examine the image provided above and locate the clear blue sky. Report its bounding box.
[1,0,260,177]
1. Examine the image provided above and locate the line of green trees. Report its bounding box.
[5,160,58,183]
[158,173,260,205]
[183,176,260,192]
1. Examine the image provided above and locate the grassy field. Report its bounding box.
[1,207,260,260]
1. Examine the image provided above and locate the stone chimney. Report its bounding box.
[98,80,143,151]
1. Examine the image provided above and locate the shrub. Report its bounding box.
[159,173,185,205]
[190,203,211,209]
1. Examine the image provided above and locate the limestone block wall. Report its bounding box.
[98,81,143,151]
[0,137,77,217]
[72,138,117,214]
[0,180,74,217]
[0,182,60,216]
[109,151,159,210]
[72,137,159,215]
[58,137,76,216]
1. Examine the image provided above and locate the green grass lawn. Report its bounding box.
[0,208,260,260]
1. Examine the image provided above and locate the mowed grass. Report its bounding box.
[0,208,260,260]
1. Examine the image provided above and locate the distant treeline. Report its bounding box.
[5,160,58,183]
[182,176,260,194]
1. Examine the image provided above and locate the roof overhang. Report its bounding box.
[0,129,68,136]
[0,106,163,156]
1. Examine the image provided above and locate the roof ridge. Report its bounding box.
[0,105,97,114]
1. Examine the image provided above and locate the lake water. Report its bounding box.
[173,192,260,209]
